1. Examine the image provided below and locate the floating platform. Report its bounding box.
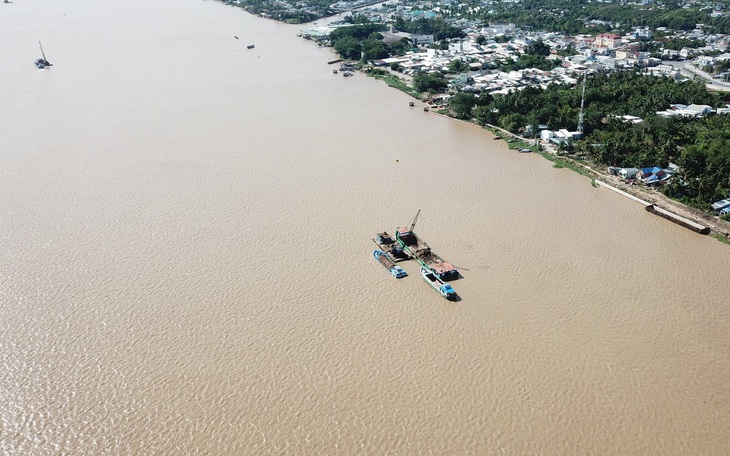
[645,205,710,235]
[395,228,458,281]
[373,232,409,262]
[596,180,709,235]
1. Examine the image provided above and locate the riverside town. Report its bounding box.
[225,0,730,241]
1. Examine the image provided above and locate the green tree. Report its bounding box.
[330,24,385,42]
[526,39,551,56]
[413,73,448,93]
[500,112,527,133]
[334,36,361,60]
[449,93,477,119]
[361,38,388,61]
[448,59,469,73]
[388,37,411,56]
[343,14,370,24]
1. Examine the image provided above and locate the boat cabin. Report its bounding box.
[396,228,417,246]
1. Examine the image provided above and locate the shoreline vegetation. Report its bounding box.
[366,64,730,241]
[218,0,730,241]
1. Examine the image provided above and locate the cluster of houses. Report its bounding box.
[608,165,678,186]
[610,103,726,122]
[297,3,730,214]
[603,166,730,216]
[299,0,730,91]
[711,197,730,215]
[300,13,730,98]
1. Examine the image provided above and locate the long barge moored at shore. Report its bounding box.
[395,211,459,281]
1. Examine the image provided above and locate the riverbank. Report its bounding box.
[515,134,730,241]
[485,123,730,241]
[6,2,730,454]
[355,67,730,242]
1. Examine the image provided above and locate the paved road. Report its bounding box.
[664,60,730,92]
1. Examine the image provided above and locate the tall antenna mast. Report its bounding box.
[577,72,586,137]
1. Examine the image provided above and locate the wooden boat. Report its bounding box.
[421,267,456,300]
[374,250,407,278]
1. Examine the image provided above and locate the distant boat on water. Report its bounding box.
[247,44,255,49]
[34,41,52,69]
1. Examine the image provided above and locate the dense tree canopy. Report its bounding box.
[388,37,412,56]
[448,59,470,73]
[393,17,464,41]
[525,40,551,57]
[330,24,387,61]
[330,24,385,42]
[448,93,477,119]
[361,33,389,61]
[334,36,361,60]
[458,71,730,206]
[413,73,448,93]
[500,54,559,72]
[461,0,730,35]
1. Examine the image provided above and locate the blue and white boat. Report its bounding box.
[420,266,456,300]
[374,250,407,278]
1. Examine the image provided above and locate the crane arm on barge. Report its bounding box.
[408,209,420,233]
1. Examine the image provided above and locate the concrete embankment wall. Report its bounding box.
[596,180,710,235]
[595,180,650,205]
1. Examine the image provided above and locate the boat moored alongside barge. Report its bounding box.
[421,267,456,300]
[373,250,407,278]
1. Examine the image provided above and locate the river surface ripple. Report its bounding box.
[1,1,729,454]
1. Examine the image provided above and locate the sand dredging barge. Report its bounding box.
[394,210,459,281]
